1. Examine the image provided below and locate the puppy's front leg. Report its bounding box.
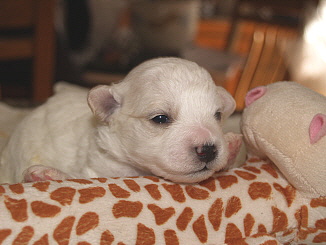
[224,132,243,168]
[23,165,72,182]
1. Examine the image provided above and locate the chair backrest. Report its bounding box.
[0,0,55,102]
[230,26,297,111]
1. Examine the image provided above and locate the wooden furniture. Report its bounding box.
[194,0,307,111]
[0,0,55,102]
[195,19,232,51]
[195,19,298,111]
[228,23,298,110]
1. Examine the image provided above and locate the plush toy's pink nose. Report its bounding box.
[245,86,267,107]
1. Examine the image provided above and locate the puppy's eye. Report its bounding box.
[214,111,222,121]
[151,115,170,124]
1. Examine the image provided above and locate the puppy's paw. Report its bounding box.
[224,132,243,168]
[23,165,71,182]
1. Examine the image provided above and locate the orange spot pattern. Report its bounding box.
[100,230,114,245]
[244,213,255,237]
[136,223,155,245]
[32,181,50,192]
[78,187,106,204]
[243,166,261,174]
[225,223,243,244]
[53,216,75,245]
[235,170,257,180]
[273,183,296,207]
[13,226,34,244]
[311,197,326,207]
[162,184,186,203]
[34,234,49,245]
[4,196,28,222]
[164,229,179,245]
[50,187,76,206]
[176,207,193,231]
[185,186,209,200]
[193,215,208,243]
[123,179,141,192]
[216,175,238,189]
[225,196,242,218]
[248,182,272,200]
[147,204,175,225]
[198,177,216,191]
[76,212,99,235]
[0,186,5,195]
[145,184,161,200]
[0,160,324,244]
[0,230,11,244]
[108,184,130,198]
[31,201,61,217]
[9,183,24,194]
[208,198,223,231]
[112,200,143,218]
[261,164,278,179]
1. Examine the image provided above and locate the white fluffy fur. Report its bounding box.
[0,58,237,183]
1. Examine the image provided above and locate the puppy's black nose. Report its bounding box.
[195,144,217,163]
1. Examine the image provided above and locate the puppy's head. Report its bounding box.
[88,57,236,183]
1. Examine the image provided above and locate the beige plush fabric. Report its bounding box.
[0,158,325,244]
[241,82,326,197]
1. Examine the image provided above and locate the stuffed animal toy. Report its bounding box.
[241,81,326,198]
[0,81,325,244]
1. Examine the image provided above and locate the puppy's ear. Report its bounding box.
[216,87,236,119]
[87,85,121,122]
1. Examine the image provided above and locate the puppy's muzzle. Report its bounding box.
[195,144,217,163]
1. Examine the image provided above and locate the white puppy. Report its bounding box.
[0,57,241,184]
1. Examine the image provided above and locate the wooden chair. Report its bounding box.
[226,25,297,111]
[0,0,55,102]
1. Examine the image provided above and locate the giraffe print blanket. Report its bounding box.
[0,158,325,245]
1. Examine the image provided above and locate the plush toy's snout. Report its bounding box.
[242,81,326,196]
[245,86,267,107]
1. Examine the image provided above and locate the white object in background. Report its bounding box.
[130,0,200,54]
[288,0,326,95]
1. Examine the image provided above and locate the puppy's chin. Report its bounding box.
[158,168,216,184]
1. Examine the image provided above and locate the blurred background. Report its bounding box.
[0,0,325,110]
